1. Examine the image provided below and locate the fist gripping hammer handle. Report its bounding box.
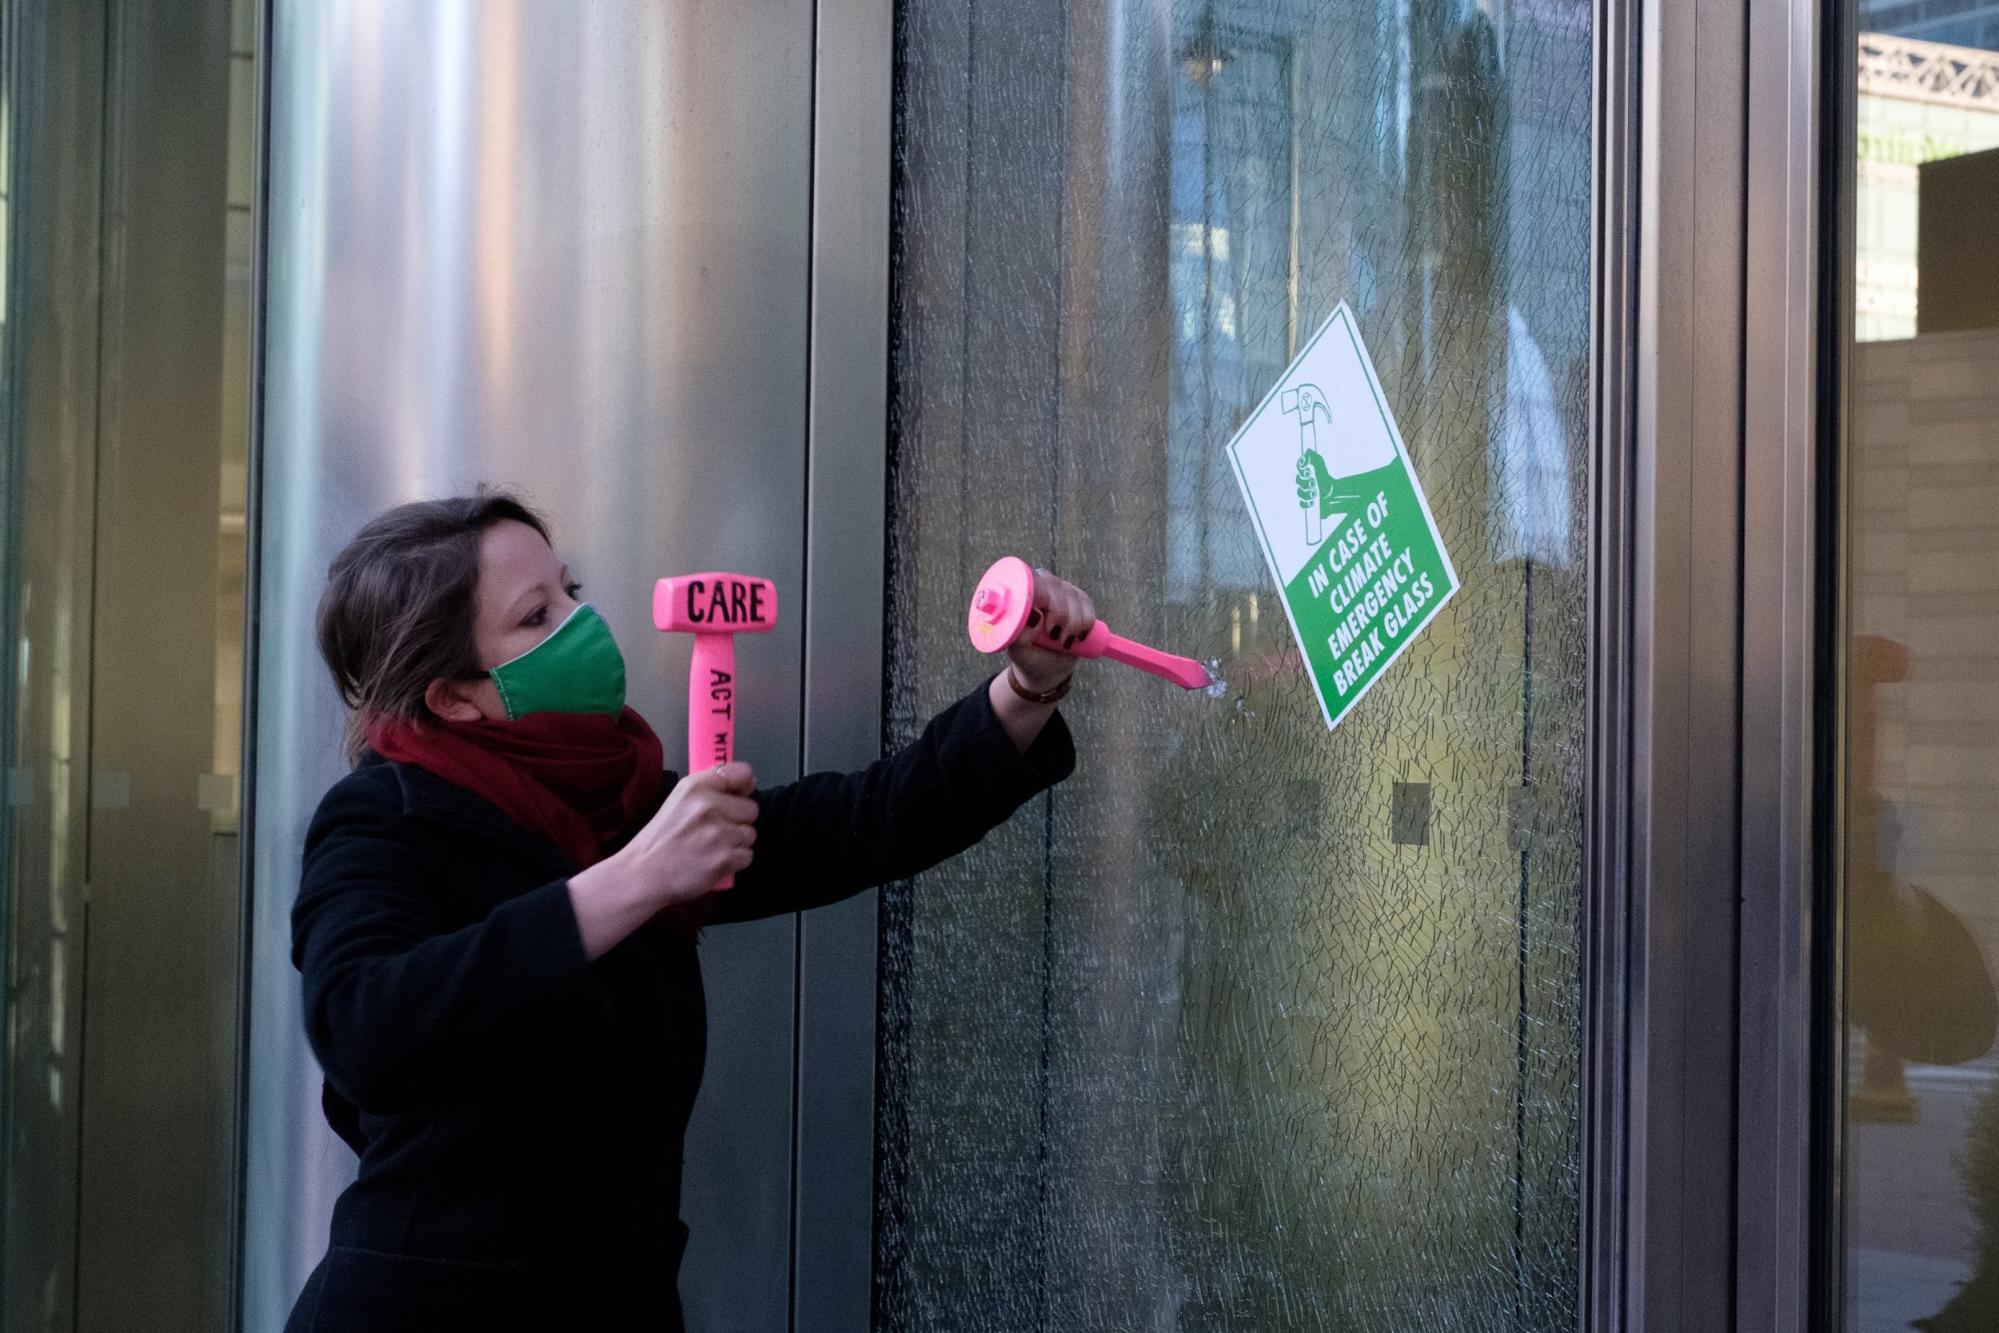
[965,557,1211,691]
[654,573,778,889]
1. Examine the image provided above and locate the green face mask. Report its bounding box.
[482,603,627,720]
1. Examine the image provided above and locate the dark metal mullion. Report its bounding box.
[867,1,917,1322]
[72,0,120,1317]
[1736,0,1833,1323]
[1809,0,1858,1326]
[1582,0,1644,1325]
[787,0,823,1321]
[227,2,276,1327]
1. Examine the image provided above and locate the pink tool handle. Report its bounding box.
[966,555,1211,690]
[1030,621,1213,691]
[687,632,738,889]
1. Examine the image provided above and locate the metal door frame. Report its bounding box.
[213,0,1844,1322]
[783,0,1843,1326]
[1596,0,1833,1327]
[794,0,894,1328]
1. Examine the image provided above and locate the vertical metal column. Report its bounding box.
[1600,0,1833,1324]
[1592,0,1757,1324]
[793,0,893,1326]
[246,6,817,1328]
[1583,0,1642,1322]
[1736,0,1829,1327]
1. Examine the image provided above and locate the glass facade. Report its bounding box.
[6,5,1980,1328]
[878,1,1593,1326]
[1855,32,1999,341]
[0,1,254,1327]
[1844,14,1999,1333]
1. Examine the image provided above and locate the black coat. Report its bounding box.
[283,684,1073,1332]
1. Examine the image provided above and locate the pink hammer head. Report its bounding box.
[967,556,1037,654]
[654,573,779,635]
[654,573,778,892]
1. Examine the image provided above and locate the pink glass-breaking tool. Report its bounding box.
[966,556,1212,690]
[654,572,778,889]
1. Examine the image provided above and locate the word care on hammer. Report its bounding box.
[654,573,777,888]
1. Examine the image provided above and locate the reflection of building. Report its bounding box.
[1856,32,1999,339]
[1864,0,1999,50]
[1849,20,1999,1295]
[1848,323,1999,1332]
[1164,11,1294,603]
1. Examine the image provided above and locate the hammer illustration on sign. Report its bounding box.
[1279,379,1327,547]
[965,556,1213,690]
[1281,381,1332,547]
[653,572,777,889]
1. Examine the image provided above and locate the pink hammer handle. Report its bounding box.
[1030,621,1212,691]
[687,632,738,889]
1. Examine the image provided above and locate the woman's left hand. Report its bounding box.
[1006,569,1097,694]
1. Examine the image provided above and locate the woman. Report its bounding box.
[285,492,1090,1331]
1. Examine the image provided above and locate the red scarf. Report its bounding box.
[367,708,665,869]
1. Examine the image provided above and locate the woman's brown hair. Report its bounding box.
[317,490,550,762]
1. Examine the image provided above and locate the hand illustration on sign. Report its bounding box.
[1295,448,1369,520]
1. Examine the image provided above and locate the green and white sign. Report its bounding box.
[1227,303,1459,730]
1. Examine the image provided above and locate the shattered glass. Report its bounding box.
[877,1,1593,1327]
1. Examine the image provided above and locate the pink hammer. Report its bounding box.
[965,556,1212,690]
[654,572,778,888]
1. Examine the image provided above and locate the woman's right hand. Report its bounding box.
[568,762,758,959]
[621,762,759,901]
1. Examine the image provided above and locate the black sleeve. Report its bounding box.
[711,678,1076,924]
[291,770,602,1111]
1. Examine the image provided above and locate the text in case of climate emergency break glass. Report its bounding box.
[1225,302,1458,730]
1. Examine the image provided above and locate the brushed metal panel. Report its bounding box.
[1630,0,1751,1324]
[1735,0,1824,1327]
[246,4,812,1328]
[794,0,893,1324]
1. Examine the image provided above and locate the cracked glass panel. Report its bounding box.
[878,1,1592,1327]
